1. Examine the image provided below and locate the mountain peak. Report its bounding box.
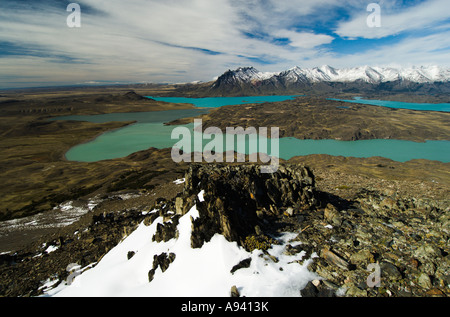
[212,67,277,89]
[235,66,258,72]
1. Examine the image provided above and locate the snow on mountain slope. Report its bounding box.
[219,65,450,85]
[44,190,318,297]
[222,67,277,83]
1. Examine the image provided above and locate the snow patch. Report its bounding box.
[45,245,59,254]
[198,190,205,202]
[45,204,318,297]
[173,178,186,185]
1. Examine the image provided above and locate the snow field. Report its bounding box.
[45,195,318,297]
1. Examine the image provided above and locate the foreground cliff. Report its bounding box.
[0,163,448,297]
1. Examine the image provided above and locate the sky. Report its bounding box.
[1,0,450,88]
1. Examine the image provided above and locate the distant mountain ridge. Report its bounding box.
[207,65,450,96]
[214,65,450,85]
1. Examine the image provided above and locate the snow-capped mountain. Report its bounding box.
[208,65,450,95]
[216,65,450,86]
[212,67,277,86]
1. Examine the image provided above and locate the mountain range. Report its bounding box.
[205,65,450,96]
[214,65,450,85]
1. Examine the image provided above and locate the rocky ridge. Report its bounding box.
[148,163,450,297]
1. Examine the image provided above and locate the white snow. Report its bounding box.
[229,65,450,84]
[173,178,186,185]
[226,67,278,84]
[197,190,205,202]
[45,245,59,254]
[116,193,141,200]
[44,203,318,297]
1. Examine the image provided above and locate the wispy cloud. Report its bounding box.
[335,0,450,39]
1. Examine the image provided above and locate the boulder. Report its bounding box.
[230,285,240,297]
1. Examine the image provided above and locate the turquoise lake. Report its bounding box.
[53,96,450,163]
[328,97,450,112]
[148,95,301,108]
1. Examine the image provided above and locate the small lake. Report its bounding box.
[53,96,450,163]
[328,97,450,112]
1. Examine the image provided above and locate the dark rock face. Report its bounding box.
[181,164,318,248]
[152,218,179,243]
[230,258,252,274]
[148,252,176,282]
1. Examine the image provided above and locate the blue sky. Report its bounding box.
[1,0,449,88]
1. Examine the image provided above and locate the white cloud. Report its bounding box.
[272,30,334,48]
[335,0,450,39]
[310,30,450,68]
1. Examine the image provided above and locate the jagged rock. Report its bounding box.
[148,269,156,282]
[349,249,375,266]
[182,164,318,248]
[143,212,159,226]
[230,258,252,274]
[152,217,180,243]
[414,244,442,263]
[324,203,342,226]
[380,261,402,281]
[175,197,184,215]
[321,249,350,271]
[230,285,240,297]
[127,251,135,260]
[152,252,176,274]
[417,273,433,289]
[435,255,450,286]
[283,244,304,256]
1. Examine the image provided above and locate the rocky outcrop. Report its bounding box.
[148,252,176,282]
[179,164,317,248]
